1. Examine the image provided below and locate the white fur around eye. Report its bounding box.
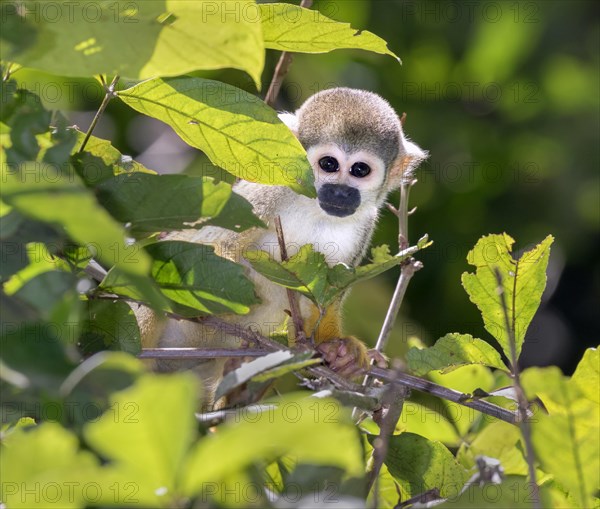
[306,144,386,191]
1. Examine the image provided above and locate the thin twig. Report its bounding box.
[398,180,416,250]
[493,268,540,506]
[138,348,270,359]
[369,367,518,425]
[78,74,120,153]
[274,216,308,345]
[264,0,313,106]
[375,180,419,356]
[361,179,420,394]
[366,381,408,497]
[373,260,421,356]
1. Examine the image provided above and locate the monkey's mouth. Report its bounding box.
[318,200,358,217]
[317,184,361,217]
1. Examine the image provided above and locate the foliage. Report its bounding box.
[1,2,597,508]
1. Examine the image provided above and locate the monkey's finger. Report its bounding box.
[367,349,388,368]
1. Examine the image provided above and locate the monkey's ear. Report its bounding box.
[278,112,299,137]
[387,138,428,190]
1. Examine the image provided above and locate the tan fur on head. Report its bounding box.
[296,88,403,168]
[293,87,427,192]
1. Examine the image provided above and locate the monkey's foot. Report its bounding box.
[316,337,370,379]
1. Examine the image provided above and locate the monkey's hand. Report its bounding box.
[316,336,371,379]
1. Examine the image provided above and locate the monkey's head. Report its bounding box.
[287,88,426,218]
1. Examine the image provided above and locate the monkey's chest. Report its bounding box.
[260,210,367,266]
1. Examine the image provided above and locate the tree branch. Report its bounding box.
[138,348,270,359]
[264,0,313,107]
[371,179,420,359]
[369,367,518,425]
[367,380,408,499]
[275,216,309,345]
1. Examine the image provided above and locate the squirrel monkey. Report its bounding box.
[136,88,426,404]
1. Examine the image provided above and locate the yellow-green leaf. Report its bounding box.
[83,373,199,507]
[259,3,399,61]
[181,394,363,496]
[1,0,264,86]
[377,432,469,500]
[522,367,600,507]
[571,347,599,404]
[1,422,101,509]
[246,242,424,308]
[118,77,314,196]
[407,333,509,376]
[461,234,553,362]
[456,421,529,476]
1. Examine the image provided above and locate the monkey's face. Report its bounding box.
[307,143,387,218]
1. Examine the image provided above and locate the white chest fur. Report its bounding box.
[256,192,377,267]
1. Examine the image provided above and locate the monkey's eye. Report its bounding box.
[350,162,371,178]
[319,156,339,173]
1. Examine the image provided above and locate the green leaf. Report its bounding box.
[0,210,64,283]
[461,234,553,362]
[1,89,50,160]
[397,401,461,446]
[0,422,101,509]
[84,373,199,507]
[259,3,399,61]
[97,268,171,311]
[1,0,264,86]
[181,394,364,496]
[101,241,258,316]
[246,242,424,309]
[9,270,81,327]
[0,160,152,276]
[96,173,230,235]
[407,333,508,376]
[245,244,329,306]
[571,347,599,404]
[366,461,402,509]
[3,241,68,294]
[202,187,266,232]
[377,432,469,500]
[522,367,600,508]
[79,300,141,356]
[95,173,263,235]
[117,77,314,196]
[71,132,156,187]
[0,319,77,392]
[456,420,529,476]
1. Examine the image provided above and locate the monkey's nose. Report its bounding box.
[317,184,361,217]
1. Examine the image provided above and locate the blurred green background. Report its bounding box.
[15,0,599,372]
